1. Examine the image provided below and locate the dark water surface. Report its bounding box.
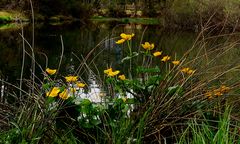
[0,22,197,81]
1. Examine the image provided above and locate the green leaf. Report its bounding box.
[81,99,92,106]
[121,56,132,63]
[132,52,139,57]
[91,119,101,126]
[46,97,55,103]
[146,75,163,86]
[106,77,115,84]
[121,52,139,63]
[42,83,50,90]
[126,98,135,104]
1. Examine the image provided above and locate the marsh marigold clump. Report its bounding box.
[116,39,125,44]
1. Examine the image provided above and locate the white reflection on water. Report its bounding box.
[72,74,104,103]
[76,79,103,103]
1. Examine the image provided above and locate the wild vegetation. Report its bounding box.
[1,24,240,143]
[1,0,240,143]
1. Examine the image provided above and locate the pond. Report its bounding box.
[1,21,238,102]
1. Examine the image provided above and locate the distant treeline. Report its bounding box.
[0,0,171,18]
[2,0,240,29]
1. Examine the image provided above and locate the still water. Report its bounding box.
[3,21,236,102]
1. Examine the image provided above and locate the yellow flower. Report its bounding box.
[153,51,162,57]
[76,82,86,88]
[120,33,135,40]
[65,76,78,83]
[220,85,230,93]
[187,69,195,75]
[104,68,113,74]
[181,68,195,75]
[108,70,120,77]
[181,68,190,73]
[204,91,213,99]
[214,89,223,97]
[141,42,154,50]
[161,56,171,62]
[59,89,70,100]
[172,60,180,66]
[104,68,120,77]
[116,39,126,44]
[118,74,126,80]
[46,87,60,97]
[46,68,57,75]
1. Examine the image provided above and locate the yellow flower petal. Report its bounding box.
[213,89,223,97]
[219,85,230,93]
[161,56,171,62]
[118,74,126,80]
[77,82,86,88]
[204,91,213,99]
[46,87,60,97]
[59,89,70,100]
[104,68,113,74]
[65,76,78,83]
[181,68,190,73]
[116,39,125,44]
[46,68,57,75]
[120,33,134,40]
[187,69,195,75]
[142,42,154,50]
[172,60,180,66]
[108,70,120,77]
[153,51,162,57]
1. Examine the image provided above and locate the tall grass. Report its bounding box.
[178,106,240,143]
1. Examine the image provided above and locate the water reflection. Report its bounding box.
[75,74,103,103]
